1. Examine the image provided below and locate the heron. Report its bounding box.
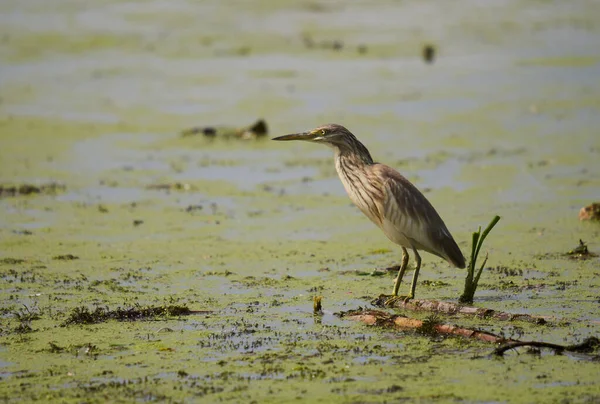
[273,124,465,301]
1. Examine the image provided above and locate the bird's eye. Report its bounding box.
[321,130,326,135]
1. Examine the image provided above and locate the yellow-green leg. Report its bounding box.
[406,248,422,300]
[391,247,409,296]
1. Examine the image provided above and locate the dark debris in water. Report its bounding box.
[301,34,367,55]
[181,119,268,140]
[0,258,26,265]
[494,336,600,357]
[313,296,323,315]
[343,266,396,277]
[421,280,450,288]
[146,182,193,192]
[565,239,597,260]
[52,254,79,261]
[579,202,600,221]
[418,314,442,336]
[12,229,33,235]
[185,204,203,213]
[422,44,436,64]
[61,304,193,326]
[488,266,524,277]
[13,323,34,334]
[536,239,598,261]
[0,182,66,198]
[47,342,65,353]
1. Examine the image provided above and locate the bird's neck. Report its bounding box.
[334,143,375,196]
[334,141,374,167]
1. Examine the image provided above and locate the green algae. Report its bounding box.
[1,0,600,402]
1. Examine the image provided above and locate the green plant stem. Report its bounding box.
[459,215,501,304]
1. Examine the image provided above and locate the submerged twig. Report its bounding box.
[493,337,600,356]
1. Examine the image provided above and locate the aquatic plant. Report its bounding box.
[459,215,501,304]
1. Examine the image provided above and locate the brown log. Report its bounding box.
[341,309,514,344]
[341,309,600,357]
[371,295,549,325]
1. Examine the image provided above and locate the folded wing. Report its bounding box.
[373,164,466,268]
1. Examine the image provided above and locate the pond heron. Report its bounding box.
[273,124,465,300]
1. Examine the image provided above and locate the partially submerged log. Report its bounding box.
[341,309,513,344]
[340,308,599,357]
[371,294,548,325]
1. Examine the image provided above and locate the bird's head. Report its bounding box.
[272,123,353,147]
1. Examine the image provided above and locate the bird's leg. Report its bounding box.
[405,248,422,302]
[384,248,409,307]
[392,247,409,296]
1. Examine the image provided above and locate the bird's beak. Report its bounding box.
[272,131,316,142]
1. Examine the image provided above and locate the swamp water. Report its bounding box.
[1,1,599,402]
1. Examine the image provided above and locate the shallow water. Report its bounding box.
[1,0,600,402]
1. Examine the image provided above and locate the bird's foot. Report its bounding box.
[384,295,406,307]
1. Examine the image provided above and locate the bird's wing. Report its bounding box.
[372,164,465,267]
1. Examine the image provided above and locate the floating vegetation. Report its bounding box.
[146,182,194,192]
[13,304,41,322]
[565,239,597,259]
[0,258,25,265]
[52,254,79,261]
[47,342,65,353]
[301,33,367,55]
[421,280,451,288]
[13,324,34,334]
[0,182,65,198]
[418,314,442,336]
[61,304,192,326]
[488,266,524,277]
[534,239,597,261]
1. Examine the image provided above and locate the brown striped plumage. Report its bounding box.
[273,123,465,299]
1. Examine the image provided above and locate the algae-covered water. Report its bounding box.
[1,1,600,402]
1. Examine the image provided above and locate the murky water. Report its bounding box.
[1,0,600,402]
